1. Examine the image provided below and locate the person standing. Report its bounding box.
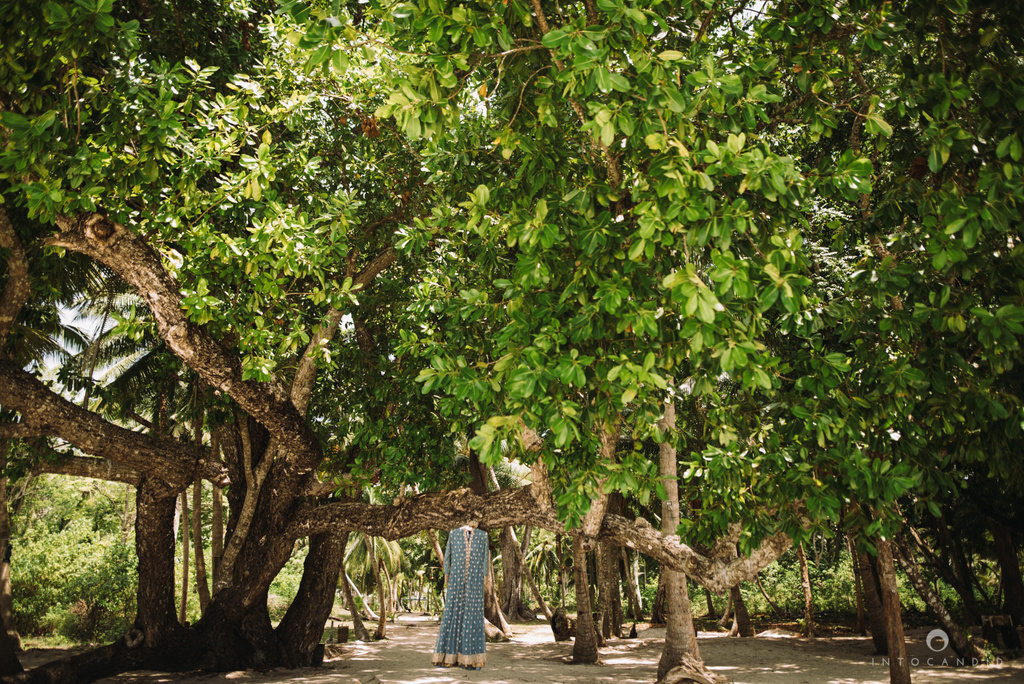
[432,524,489,669]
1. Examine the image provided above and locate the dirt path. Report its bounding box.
[26,614,1021,684]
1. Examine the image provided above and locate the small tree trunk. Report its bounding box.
[990,520,1024,630]
[857,549,889,653]
[364,536,387,640]
[652,571,668,625]
[717,590,733,629]
[875,538,911,684]
[210,433,224,587]
[728,585,755,638]
[704,588,717,619]
[797,543,815,637]
[191,479,211,615]
[499,526,530,620]
[848,534,867,635]
[342,571,371,641]
[934,518,984,624]
[621,548,643,620]
[556,534,568,607]
[571,536,599,664]
[597,541,616,638]
[893,538,983,660]
[657,399,707,679]
[179,489,190,626]
[484,557,512,635]
[0,446,22,655]
[755,574,783,618]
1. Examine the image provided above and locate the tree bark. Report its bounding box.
[754,574,783,618]
[876,539,911,684]
[848,534,867,635]
[621,548,643,620]
[179,489,190,626]
[989,520,1024,629]
[857,549,889,654]
[191,479,210,614]
[276,531,345,665]
[797,543,815,637]
[499,526,531,621]
[728,585,755,638]
[364,536,387,640]
[134,477,184,648]
[0,206,31,347]
[657,400,705,680]
[0,446,22,655]
[341,567,371,641]
[571,536,599,664]
[893,538,983,661]
[286,485,793,595]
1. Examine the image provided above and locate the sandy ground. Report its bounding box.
[23,614,1024,684]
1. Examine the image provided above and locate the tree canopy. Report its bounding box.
[1,0,1023,681]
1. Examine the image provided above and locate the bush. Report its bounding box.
[13,518,137,642]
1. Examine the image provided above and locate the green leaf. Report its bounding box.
[541,29,570,48]
[659,50,684,61]
[928,142,950,173]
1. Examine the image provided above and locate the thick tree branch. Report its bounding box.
[286,485,791,594]
[0,361,228,489]
[33,455,141,486]
[47,214,322,471]
[0,423,46,439]
[0,206,31,348]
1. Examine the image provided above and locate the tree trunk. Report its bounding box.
[621,548,643,621]
[597,540,616,638]
[728,585,755,638]
[275,531,345,665]
[0,445,22,656]
[499,526,531,621]
[179,489,190,626]
[483,555,512,635]
[989,520,1024,629]
[135,477,184,648]
[797,543,815,637]
[704,588,717,619]
[857,549,889,654]
[893,538,983,661]
[657,400,706,680]
[875,538,911,684]
[652,571,667,625]
[341,567,371,641]
[848,534,867,635]
[571,536,599,664]
[717,590,732,630]
[556,534,568,607]
[510,528,552,620]
[364,536,387,640]
[0,445,21,674]
[754,574,783,618]
[934,518,985,624]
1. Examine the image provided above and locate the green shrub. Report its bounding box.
[12,518,137,642]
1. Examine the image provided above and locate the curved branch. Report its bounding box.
[47,214,322,471]
[0,361,228,489]
[285,485,791,594]
[0,206,31,347]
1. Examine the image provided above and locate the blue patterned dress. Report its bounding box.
[432,526,489,668]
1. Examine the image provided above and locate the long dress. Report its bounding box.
[432,526,489,668]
